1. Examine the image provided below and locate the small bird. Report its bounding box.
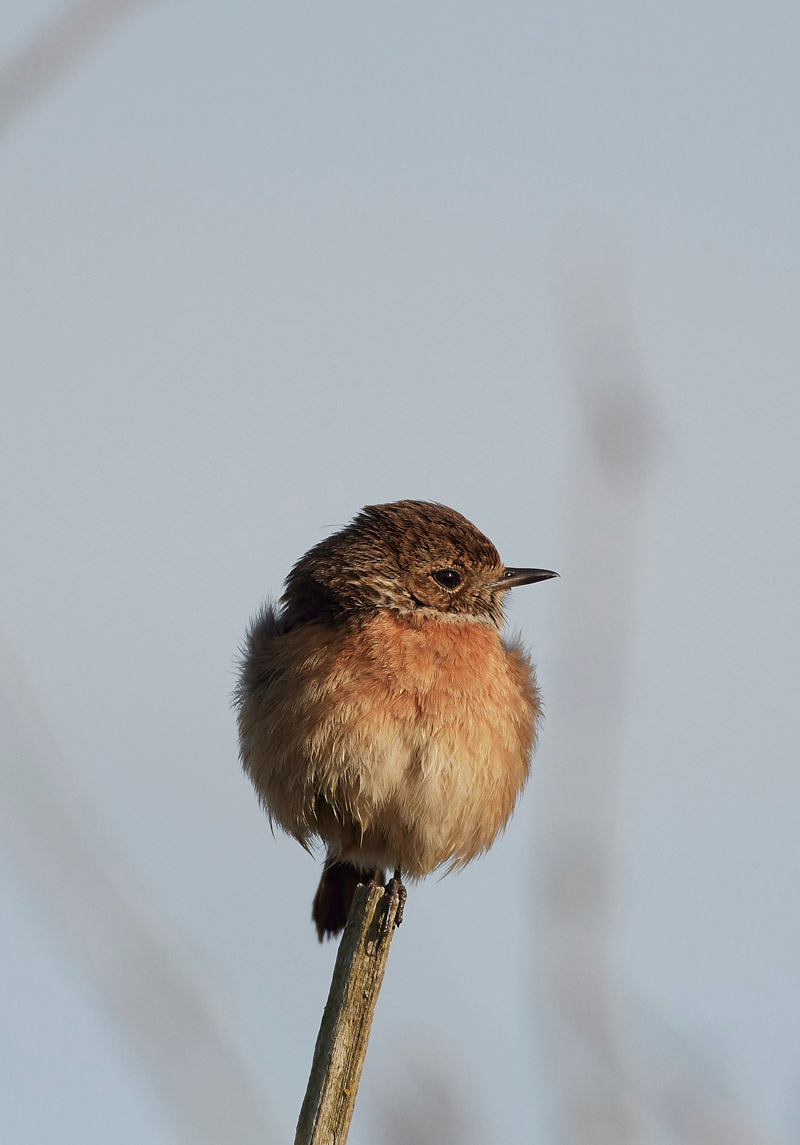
[235,500,557,941]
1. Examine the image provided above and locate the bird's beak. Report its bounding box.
[494,567,559,590]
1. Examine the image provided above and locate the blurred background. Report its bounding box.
[1,2,798,1142]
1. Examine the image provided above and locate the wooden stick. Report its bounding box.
[295,882,400,1145]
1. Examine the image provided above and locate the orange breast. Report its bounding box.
[239,608,541,875]
[354,610,523,710]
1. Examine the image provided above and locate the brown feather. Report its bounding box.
[311,862,385,942]
[234,500,552,938]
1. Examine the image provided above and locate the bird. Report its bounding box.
[235,500,557,941]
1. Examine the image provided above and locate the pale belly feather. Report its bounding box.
[238,609,540,877]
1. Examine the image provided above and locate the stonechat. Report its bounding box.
[235,500,557,940]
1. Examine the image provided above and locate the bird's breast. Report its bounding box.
[353,610,521,713]
[239,608,540,875]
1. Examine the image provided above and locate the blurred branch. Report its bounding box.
[0,0,152,138]
[537,248,663,1144]
[0,631,279,1144]
[295,882,400,1145]
[538,243,774,1144]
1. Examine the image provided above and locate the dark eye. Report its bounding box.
[431,568,462,590]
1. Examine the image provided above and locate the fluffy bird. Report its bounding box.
[235,500,557,940]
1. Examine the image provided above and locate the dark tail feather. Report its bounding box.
[312,861,384,942]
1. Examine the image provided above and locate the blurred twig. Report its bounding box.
[0,0,152,137]
[538,245,775,1144]
[0,631,279,1144]
[295,882,400,1145]
[537,249,663,1144]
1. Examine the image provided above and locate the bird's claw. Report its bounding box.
[379,869,406,940]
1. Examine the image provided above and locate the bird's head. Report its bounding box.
[281,500,557,630]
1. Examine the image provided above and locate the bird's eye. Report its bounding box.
[431,568,462,590]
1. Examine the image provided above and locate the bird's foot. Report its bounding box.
[379,868,406,940]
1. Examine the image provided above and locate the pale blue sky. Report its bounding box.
[1,2,799,1142]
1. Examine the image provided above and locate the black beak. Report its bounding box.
[494,567,559,590]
